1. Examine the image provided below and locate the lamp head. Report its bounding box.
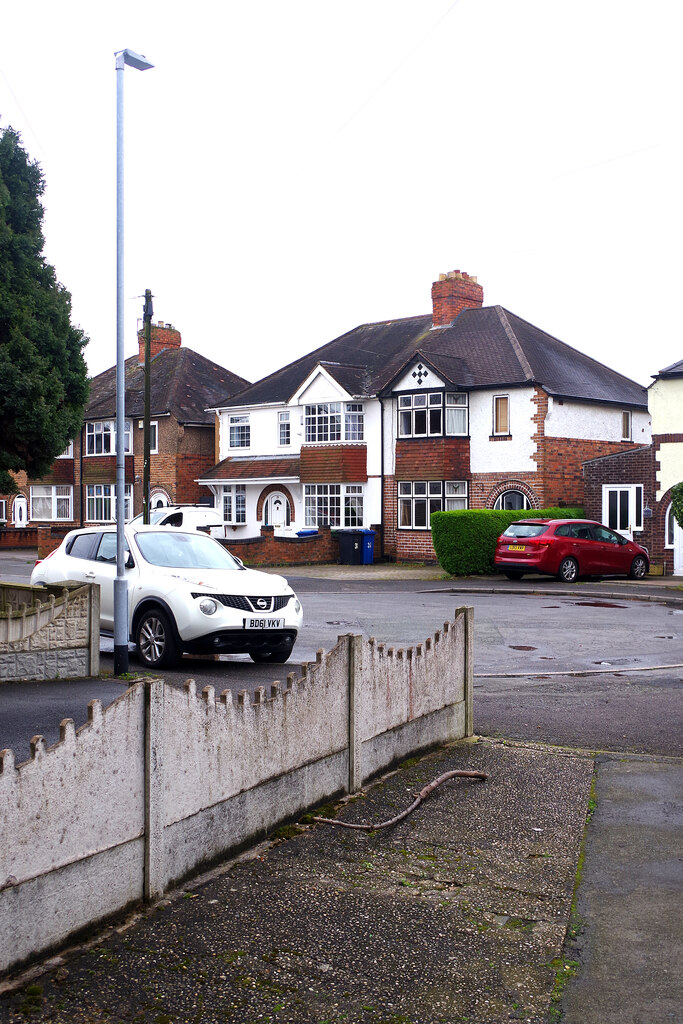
[116,49,154,71]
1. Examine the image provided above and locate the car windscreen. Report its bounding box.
[135,531,241,570]
[501,523,549,538]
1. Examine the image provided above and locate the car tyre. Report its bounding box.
[629,555,648,580]
[558,557,579,583]
[249,642,294,664]
[136,608,181,668]
[504,571,523,580]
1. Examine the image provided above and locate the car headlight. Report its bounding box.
[199,598,218,616]
[293,597,301,614]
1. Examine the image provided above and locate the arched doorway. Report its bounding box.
[13,495,28,528]
[666,503,683,576]
[150,490,171,511]
[493,489,531,511]
[263,491,291,528]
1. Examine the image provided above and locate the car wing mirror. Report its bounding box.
[125,551,135,569]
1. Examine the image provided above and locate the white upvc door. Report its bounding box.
[602,484,643,540]
[13,495,28,527]
[674,517,683,576]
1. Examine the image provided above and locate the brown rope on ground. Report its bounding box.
[313,769,489,831]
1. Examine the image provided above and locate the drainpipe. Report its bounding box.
[378,396,385,560]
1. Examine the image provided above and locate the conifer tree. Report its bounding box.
[0,125,89,493]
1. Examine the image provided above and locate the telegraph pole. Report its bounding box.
[142,290,153,524]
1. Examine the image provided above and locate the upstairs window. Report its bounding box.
[229,414,250,448]
[398,392,444,438]
[86,420,132,455]
[344,403,364,441]
[305,403,342,443]
[445,393,468,435]
[278,411,290,446]
[57,442,74,459]
[493,395,510,435]
[621,410,632,441]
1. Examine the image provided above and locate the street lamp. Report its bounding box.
[115,48,154,675]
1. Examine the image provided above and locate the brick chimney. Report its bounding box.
[431,270,483,327]
[138,321,182,363]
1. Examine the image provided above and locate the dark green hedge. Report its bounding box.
[431,507,584,576]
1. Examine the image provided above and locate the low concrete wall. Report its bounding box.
[0,608,473,974]
[0,582,100,683]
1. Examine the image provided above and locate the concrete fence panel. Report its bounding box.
[0,608,473,975]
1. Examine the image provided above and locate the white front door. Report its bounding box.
[602,484,643,540]
[674,517,683,577]
[13,495,28,527]
[264,492,290,528]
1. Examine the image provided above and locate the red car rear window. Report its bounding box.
[502,523,549,539]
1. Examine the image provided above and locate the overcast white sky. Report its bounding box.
[1,0,681,389]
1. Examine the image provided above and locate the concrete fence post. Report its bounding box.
[458,606,474,737]
[144,677,165,902]
[88,583,100,676]
[348,633,363,793]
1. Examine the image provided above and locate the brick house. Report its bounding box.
[2,322,249,532]
[584,358,683,575]
[199,269,650,563]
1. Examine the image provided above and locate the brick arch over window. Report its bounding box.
[256,484,295,524]
[486,480,540,510]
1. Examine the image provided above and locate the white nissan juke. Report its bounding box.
[31,524,303,668]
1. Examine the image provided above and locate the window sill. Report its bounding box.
[489,434,512,441]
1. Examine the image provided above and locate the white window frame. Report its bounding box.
[344,403,364,441]
[29,485,73,521]
[621,410,632,441]
[494,489,531,511]
[398,392,444,438]
[665,503,675,548]
[398,480,444,530]
[228,415,250,449]
[86,484,133,522]
[221,484,247,524]
[445,393,468,436]
[445,480,468,510]
[278,411,291,447]
[136,420,159,453]
[86,420,132,455]
[304,403,342,443]
[56,441,74,459]
[304,483,364,527]
[493,395,510,436]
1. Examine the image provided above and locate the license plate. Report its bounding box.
[244,616,285,629]
[507,544,526,552]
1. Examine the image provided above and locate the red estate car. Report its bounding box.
[494,519,649,582]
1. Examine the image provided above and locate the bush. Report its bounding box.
[431,507,584,576]
[671,481,683,530]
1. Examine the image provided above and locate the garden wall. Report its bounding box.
[0,608,473,974]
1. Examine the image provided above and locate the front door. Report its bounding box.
[264,492,290,528]
[674,517,683,577]
[13,495,28,528]
[602,484,643,540]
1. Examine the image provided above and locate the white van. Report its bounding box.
[130,505,224,534]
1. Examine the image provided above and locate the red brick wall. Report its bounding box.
[299,445,368,482]
[137,324,181,363]
[395,438,470,479]
[541,438,643,507]
[221,524,339,566]
[582,444,676,572]
[395,529,438,563]
[431,271,483,327]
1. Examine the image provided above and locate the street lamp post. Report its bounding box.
[115,48,154,676]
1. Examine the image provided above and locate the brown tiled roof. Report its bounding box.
[201,456,301,482]
[86,348,251,425]
[215,306,647,410]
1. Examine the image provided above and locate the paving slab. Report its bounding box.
[0,740,593,1024]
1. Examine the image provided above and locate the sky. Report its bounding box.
[1,0,681,390]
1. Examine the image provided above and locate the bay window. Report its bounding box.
[304,484,364,527]
[445,393,468,435]
[222,484,247,524]
[30,485,73,521]
[398,480,468,528]
[86,484,132,522]
[86,420,132,455]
